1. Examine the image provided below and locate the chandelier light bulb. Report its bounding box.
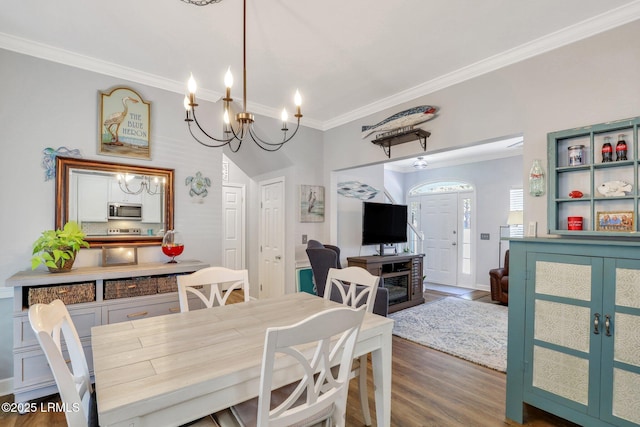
[187,74,197,94]
[183,96,191,111]
[223,109,230,125]
[224,67,234,88]
[281,108,288,122]
[294,90,302,107]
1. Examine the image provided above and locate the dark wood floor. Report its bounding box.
[0,286,580,426]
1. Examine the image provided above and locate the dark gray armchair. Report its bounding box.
[306,240,389,316]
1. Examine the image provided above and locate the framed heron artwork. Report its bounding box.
[99,86,151,160]
[300,185,325,222]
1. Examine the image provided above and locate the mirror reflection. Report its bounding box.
[56,157,174,247]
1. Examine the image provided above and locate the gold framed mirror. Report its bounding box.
[55,157,174,247]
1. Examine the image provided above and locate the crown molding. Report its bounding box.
[0,32,325,130]
[323,1,640,131]
[3,1,640,132]
[0,32,222,102]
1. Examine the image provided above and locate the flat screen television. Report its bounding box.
[362,202,408,255]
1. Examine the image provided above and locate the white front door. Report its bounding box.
[422,193,458,285]
[222,184,245,270]
[259,177,285,298]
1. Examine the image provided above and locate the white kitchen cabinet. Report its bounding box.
[77,174,110,222]
[141,190,162,223]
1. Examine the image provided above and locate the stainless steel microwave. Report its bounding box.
[108,202,142,220]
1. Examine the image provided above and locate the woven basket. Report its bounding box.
[157,275,178,294]
[28,282,96,306]
[104,277,158,300]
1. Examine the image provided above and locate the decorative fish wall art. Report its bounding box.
[361,105,437,139]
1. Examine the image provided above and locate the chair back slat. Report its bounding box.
[257,306,365,427]
[323,267,380,313]
[177,266,250,312]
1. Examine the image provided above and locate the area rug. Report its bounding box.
[389,297,508,372]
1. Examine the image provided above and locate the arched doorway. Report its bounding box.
[408,181,475,288]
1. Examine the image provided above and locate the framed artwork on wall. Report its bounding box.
[99,86,151,160]
[300,185,325,222]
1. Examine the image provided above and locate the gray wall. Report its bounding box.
[324,21,640,246]
[0,48,324,389]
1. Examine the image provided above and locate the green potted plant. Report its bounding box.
[31,221,90,272]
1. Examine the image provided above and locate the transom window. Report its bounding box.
[409,181,473,196]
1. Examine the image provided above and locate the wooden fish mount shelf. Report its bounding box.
[371,128,430,158]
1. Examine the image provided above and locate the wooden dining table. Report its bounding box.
[91,292,394,427]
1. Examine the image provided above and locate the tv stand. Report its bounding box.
[347,254,424,313]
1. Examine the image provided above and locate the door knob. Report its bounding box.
[452,242,457,246]
[275,255,282,260]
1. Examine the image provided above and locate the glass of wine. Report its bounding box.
[161,230,184,263]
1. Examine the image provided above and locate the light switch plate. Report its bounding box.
[302,234,308,244]
[480,233,490,240]
[527,221,537,237]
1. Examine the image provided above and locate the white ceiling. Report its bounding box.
[384,135,523,173]
[1,0,640,131]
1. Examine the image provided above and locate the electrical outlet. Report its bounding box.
[302,234,308,244]
[528,222,537,237]
[480,233,490,240]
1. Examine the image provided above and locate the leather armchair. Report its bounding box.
[306,240,389,316]
[489,249,509,304]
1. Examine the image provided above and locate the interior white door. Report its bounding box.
[422,193,458,285]
[259,177,285,298]
[222,184,245,270]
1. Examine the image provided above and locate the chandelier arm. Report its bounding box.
[119,180,144,195]
[247,122,300,152]
[247,119,301,148]
[247,128,286,152]
[187,121,233,148]
[190,108,235,144]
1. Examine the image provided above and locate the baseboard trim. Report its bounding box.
[0,377,13,397]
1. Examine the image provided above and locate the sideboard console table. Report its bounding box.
[347,254,424,313]
[5,260,208,405]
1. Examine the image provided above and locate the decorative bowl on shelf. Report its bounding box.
[161,230,184,263]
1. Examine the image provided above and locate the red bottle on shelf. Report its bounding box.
[616,134,627,161]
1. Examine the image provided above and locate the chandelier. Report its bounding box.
[117,174,165,195]
[182,0,302,152]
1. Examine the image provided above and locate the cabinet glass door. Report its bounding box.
[524,253,604,417]
[600,258,640,426]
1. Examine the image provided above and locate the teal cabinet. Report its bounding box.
[548,116,640,236]
[507,239,640,427]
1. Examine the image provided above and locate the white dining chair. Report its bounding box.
[217,306,366,427]
[177,266,250,312]
[323,266,380,426]
[29,299,97,427]
[30,299,219,427]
